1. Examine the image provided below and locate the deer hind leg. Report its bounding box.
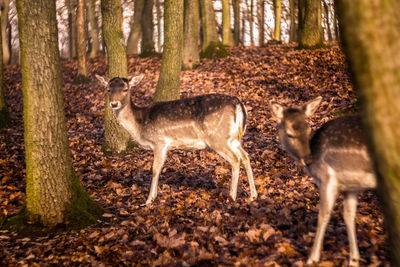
[343,191,360,267]
[146,145,168,205]
[307,175,338,264]
[237,146,257,200]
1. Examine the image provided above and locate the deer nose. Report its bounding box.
[303,155,313,166]
[110,102,119,109]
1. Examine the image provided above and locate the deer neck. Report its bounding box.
[114,101,142,141]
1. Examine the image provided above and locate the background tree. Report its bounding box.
[87,0,101,58]
[336,0,400,264]
[67,0,77,59]
[101,0,131,154]
[155,0,162,52]
[289,0,297,42]
[232,0,241,45]
[1,0,9,65]
[258,0,265,46]
[199,0,219,51]
[0,1,8,129]
[297,0,323,49]
[322,0,332,41]
[182,0,199,70]
[141,0,155,57]
[248,0,254,45]
[154,0,183,102]
[8,0,101,228]
[75,0,88,83]
[272,0,282,42]
[222,0,234,47]
[126,0,144,55]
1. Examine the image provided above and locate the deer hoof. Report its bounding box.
[349,258,359,267]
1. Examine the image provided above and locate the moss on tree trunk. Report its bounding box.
[154,0,183,102]
[4,0,102,230]
[336,0,400,265]
[101,0,131,154]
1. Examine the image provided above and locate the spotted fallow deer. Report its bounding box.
[270,96,376,266]
[96,74,257,205]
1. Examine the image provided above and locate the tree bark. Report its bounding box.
[14,0,101,228]
[67,0,78,59]
[336,1,400,265]
[101,0,131,154]
[141,0,155,57]
[0,3,8,129]
[199,0,219,51]
[232,0,240,46]
[182,0,199,70]
[76,0,88,80]
[297,0,323,49]
[273,0,282,42]
[154,0,183,102]
[289,0,297,42]
[258,0,265,46]
[126,0,144,55]
[1,0,9,65]
[222,0,234,46]
[87,0,101,58]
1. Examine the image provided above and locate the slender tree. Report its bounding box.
[67,0,78,59]
[248,0,254,45]
[336,0,400,265]
[273,0,282,42]
[7,0,102,229]
[1,0,9,65]
[154,0,183,102]
[75,0,88,82]
[101,0,131,154]
[126,0,144,55]
[289,0,297,42]
[297,0,324,49]
[322,0,332,41]
[258,0,265,46]
[233,0,241,45]
[182,0,199,70]
[155,0,162,52]
[0,1,8,129]
[87,0,101,58]
[222,0,234,46]
[141,0,155,56]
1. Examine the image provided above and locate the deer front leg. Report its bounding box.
[307,177,338,264]
[343,191,360,267]
[146,145,168,205]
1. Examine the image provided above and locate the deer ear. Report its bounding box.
[95,74,109,87]
[269,100,284,121]
[303,96,322,117]
[129,74,145,88]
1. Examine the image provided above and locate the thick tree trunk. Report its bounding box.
[1,0,9,65]
[141,0,155,57]
[182,0,199,70]
[0,5,8,129]
[76,0,88,81]
[67,0,78,59]
[101,0,131,154]
[258,0,265,46]
[289,0,297,42]
[87,0,101,58]
[297,0,323,49]
[14,0,101,228]
[126,0,144,55]
[199,0,219,51]
[154,0,183,102]
[336,1,400,265]
[273,0,282,42]
[222,0,234,46]
[232,0,240,46]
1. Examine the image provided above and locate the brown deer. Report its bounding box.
[270,96,376,266]
[96,74,257,205]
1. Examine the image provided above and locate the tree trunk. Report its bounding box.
[67,0,78,59]
[336,1,400,265]
[141,0,155,57]
[232,0,240,46]
[0,4,8,129]
[87,0,101,58]
[13,0,101,228]
[182,0,199,70]
[199,0,219,51]
[289,0,297,42]
[273,0,282,42]
[1,0,9,65]
[154,0,183,102]
[249,0,254,45]
[101,0,131,154]
[297,0,323,49]
[323,0,332,41]
[222,0,234,46]
[76,0,88,81]
[258,0,265,46]
[126,0,144,55]
[155,0,162,53]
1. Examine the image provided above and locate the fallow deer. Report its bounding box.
[270,96,376,266]
[96,74,258,205]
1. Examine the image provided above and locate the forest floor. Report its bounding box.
[0,44,390,266]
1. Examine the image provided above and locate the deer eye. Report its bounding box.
[123,88,129,92]
[287,133,295,139]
